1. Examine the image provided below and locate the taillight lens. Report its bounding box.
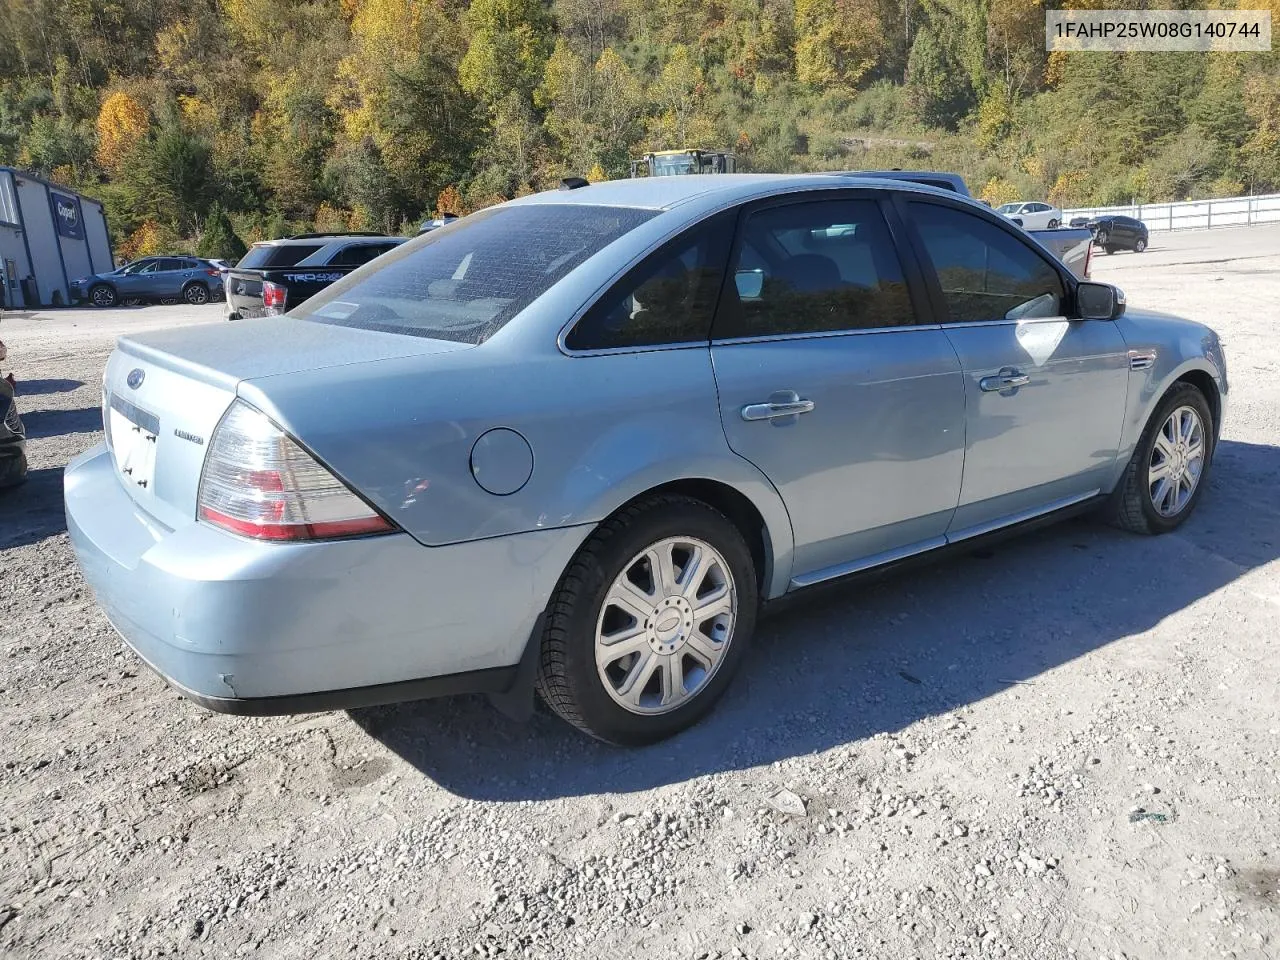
[1084,241,1093,279]
[262,281,287,315]
[197,401,393,541]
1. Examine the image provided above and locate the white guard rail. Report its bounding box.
[1063,192,1280,232]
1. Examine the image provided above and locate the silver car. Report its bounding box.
[65,175,1227,744]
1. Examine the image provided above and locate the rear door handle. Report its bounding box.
[979,370,1030,392]
[741,391,816,421]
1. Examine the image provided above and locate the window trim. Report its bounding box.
[891,193,1081,324]
[557,209,736,357]
[709,189,935,342]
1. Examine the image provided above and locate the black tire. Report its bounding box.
[1104,246,1116,255]
[1135,237,1147,253]
[1095,229,1110,247]
[1047,218,1060,229]
[1105,382,1215,535]
[535,494,759,745]
[183,283,210,305]
[89,284,117,308]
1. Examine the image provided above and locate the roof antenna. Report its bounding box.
[559,177,590,190]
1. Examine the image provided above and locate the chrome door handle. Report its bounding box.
[741,391,816,421]
[979,372,1030,392]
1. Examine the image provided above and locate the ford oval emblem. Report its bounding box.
[126,368,145,390]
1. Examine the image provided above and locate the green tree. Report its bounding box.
[460,0,554,108]
[905,25,971,129]
[196,204,248,261]
[795,0,892,89]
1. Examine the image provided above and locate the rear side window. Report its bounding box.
[565,214,732,351]
[236,243,324,269]
[908,202,1064,323]
[715,199,916,338]
[330,242,399,266]
[295,205,656,343]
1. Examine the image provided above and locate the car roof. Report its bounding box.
[505,173,962,212]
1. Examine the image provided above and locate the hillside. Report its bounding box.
[2,0,1278,256]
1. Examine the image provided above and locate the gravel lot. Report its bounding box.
[2,227,1278,960]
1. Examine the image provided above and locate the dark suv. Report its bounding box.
[224,233,406,321]
[1086,215,1149,254]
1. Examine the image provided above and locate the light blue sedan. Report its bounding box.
[64,175,1227,744]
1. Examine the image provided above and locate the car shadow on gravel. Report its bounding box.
[334,438,1280,799]
[0,467,67,548]
[21,406,102,439]
[16,378,84,396]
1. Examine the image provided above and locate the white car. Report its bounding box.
[996,201,1063,230]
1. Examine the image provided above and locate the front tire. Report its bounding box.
[535,495,759,745]
[183,282,210,305]
[1106,382,1214,535]
[1047,218,1060,229]
[89,284,117,308]
[1135,238,1147,253]
[1095,229,1110,247]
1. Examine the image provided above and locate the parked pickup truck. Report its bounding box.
[835,171,1094,279]
[224,233,407,321]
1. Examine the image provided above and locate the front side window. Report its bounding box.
[908,202,1065,323]
[565,214,732,351]
[715,199,915,338]
[296,204,656,343]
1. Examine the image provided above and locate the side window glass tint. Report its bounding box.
[716,199,914,338]
[332,244,393,266]
[907,202,1065,323]
[566,217,730,350]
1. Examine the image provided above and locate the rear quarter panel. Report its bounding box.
[238,343,798,598]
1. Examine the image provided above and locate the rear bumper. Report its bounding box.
[64,443,591,714]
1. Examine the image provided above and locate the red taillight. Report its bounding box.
[262,280,287,315]
[197,401,394,542]
[206,268,220,277]
[1084,241,1093,279]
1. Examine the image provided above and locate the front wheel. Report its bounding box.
[89,284,117,308]
[535,495,758,745]
[1047,218,1060,229]
[1135,238,1147,253]
[1106,383,1214,535]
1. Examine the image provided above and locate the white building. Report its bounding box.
[0,167,114,309]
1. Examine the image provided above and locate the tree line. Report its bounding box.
[2,0,1278,259]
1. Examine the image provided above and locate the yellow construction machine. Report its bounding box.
[629,149,737,177]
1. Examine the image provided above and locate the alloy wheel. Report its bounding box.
[1149,405,1205,518]
[595,536,737,715]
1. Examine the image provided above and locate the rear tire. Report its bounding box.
[1105,382,1214,535]
[89,284,117,308]
[535,494,759,745]
[183,282,210,305]
[1047,218,1060,229]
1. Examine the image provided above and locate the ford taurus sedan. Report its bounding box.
[65,175,1227,744]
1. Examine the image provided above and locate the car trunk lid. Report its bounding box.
[102,317,472,527]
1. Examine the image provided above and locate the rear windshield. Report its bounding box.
[293,204,657,343]
[236,243,324,269]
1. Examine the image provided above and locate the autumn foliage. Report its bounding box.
[0,0,1276,257]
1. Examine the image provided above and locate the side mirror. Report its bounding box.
[735,269,764,300]
[1077,281,1126,320]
